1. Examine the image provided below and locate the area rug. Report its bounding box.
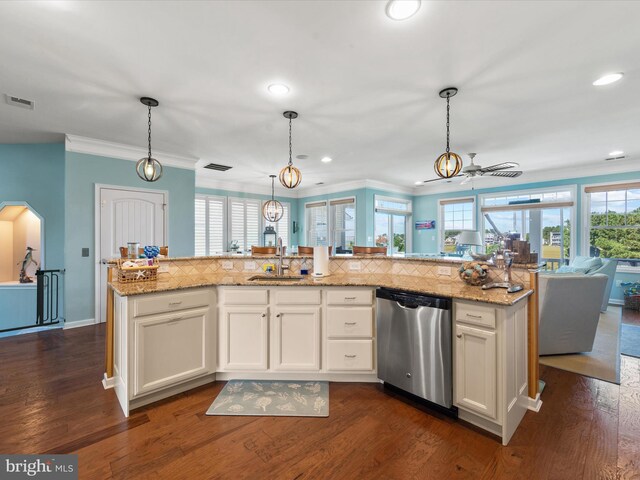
[206,380,329,417]
[621,324,640,359]
[539,307,621,384]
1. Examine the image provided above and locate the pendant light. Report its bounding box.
[136,97,163,182]
[434,87,462,179]
[279,111,302,189]
[262,175,284,222]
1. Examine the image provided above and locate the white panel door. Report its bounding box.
[454,323,497,419]
[98,187,166,323]
[272,307,321,371]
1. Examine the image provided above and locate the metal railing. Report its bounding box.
[36,269,63,326]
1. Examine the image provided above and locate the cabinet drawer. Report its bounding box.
[222,288,268,305]
[327,340,374,371]
[274,288,321,305]
[133,289,211,318]
[326,289,373,306]
[327,307,373,337]
[455,302,496,329]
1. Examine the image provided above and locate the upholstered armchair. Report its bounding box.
[538,273,608,355]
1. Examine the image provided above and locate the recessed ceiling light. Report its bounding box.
[386,0,421,21]
[321,157,332,163]
[267,84,290,95]
[608,150,624,156]
[593,73,624,86]
[414,181,423,185]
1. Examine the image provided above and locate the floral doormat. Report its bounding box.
[206,380,329,417]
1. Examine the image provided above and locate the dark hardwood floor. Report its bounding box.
[1,318,639,480]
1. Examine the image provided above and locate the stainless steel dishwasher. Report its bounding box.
[376,287,454,411]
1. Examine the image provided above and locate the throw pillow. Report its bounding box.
[571,256,603,273]
[555,265,590,274]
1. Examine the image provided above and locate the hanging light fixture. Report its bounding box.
[262,174,284,222]
[434,87,463,179]
[279,111,301,189]
[136,97,163,182]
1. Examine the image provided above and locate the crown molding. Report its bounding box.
[65,134,199,170]
[196,176,299,198]
[413,158,639,196]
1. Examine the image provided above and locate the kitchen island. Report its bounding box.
[107,254,541,445]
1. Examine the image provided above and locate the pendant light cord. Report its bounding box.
[271,176,275,199]
[445,95,450,154]
[288,117,293,166]
[147,105,152,160]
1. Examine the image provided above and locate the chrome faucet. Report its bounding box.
[276,237,289,276]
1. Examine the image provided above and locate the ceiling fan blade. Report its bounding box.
[421,174,464,183]
[460,175,473,185]
[479,162,520,173]
[489,170,523,178]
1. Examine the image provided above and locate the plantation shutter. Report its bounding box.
[195,197,207,256]
[229,198,261,253]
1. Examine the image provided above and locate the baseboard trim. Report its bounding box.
[102,373,115,389]
[63,318,96,329]
[216,371,380,383]
[609,299,623,306]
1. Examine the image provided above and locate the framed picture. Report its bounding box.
[415,220,436,230]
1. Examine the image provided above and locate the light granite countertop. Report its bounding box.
[110,272,533,306]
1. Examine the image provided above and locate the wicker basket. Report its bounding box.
[624,294,640,311]
[116,259,159,283]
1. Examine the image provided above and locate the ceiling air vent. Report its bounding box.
[203,163,232,172]
[605,155,626,161]
[5,94,34,110]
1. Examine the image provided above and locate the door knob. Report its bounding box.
[456,334,462,338]
[406,373,412,378]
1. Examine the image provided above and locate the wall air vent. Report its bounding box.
[605,155,626,161]
[203,163,232,172]
[5,94,34,110]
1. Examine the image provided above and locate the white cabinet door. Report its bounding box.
[220,306,269,371]
[455,323,497,420]
[132,307,210,397]
[272,307,321,371]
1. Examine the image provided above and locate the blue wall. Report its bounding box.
[64,151,195,323]
[0,143,65,329]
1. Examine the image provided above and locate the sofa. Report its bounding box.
[554,256,618,312]
[538,273,608,355]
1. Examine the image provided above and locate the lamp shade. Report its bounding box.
[457,230,482,246]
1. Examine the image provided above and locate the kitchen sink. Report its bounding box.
[247,275,304,282]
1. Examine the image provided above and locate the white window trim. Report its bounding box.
[437,196,476,253]
[374,195,413,253]
[581,180,640,273]
[195,194,227,255]
[479,185,577,262]
[304,196,357,250]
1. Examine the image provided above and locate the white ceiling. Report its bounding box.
[0,1,638,194]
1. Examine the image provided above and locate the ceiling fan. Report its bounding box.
[422,153,523,185]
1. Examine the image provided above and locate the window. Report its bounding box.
[439,198,475,253]
[374,196,412,255]
[481,186,575,268]
[263,201,291,248]
[330,198,356,254]
[305,201,328,247]
[585,182,640,271]
[228,198,261,253]
[195,195,226,256]
[305,197,357,252]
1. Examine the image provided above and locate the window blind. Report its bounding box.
[194,197,207,256]
[481,201,574,213]
[305,201,328,246]
[584,182,640,194]
[440,197,475,206]
[229,198,261,253]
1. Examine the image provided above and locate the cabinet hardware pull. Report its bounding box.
[465,313,482,319]
[276,313,281,317]
[456,334,462,338]
[344,322,357,326]
[261,313,266,318]
[344,354,357,358]
[344,296,356,300]
[169,301,183,306]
